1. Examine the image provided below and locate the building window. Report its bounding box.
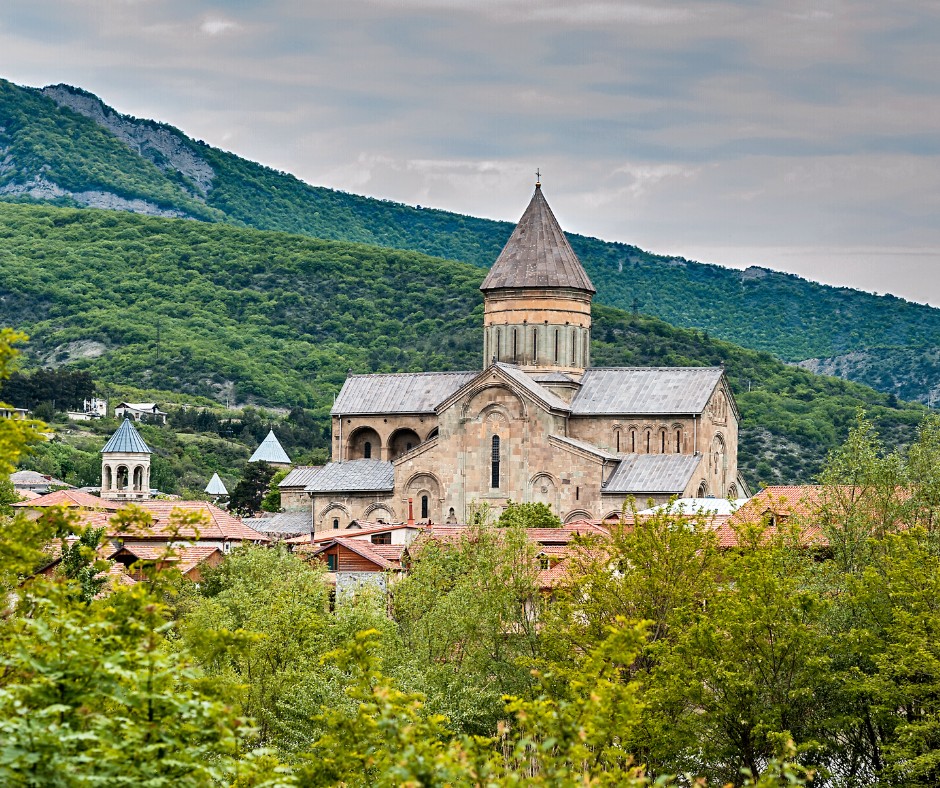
[646,431,651,453]
[363,441,372,459]
[575,486,580,501]
[512,329,518,361]
[554,330,559,362]
[326,554,337,571]
[540,557,550,571]
[676,429,681,453]
[332,518,339,530]
[495,329,500,361]
[421,495,429,519]
[371,533,392,545]
[491,435,500,488]
[631,430,636,453]
[615,430,620,452]
[532,328,538,363]
[661,431,666,453]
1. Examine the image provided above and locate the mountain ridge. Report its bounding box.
[1,77,937,398]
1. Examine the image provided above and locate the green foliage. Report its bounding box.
[496,501,562,529]
[229,462,276,516]
[3,77,940,384]
[261,468,289,513]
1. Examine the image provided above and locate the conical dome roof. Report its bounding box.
[205,472,229,496]
[480,184,595,293]
[100,418,152,454]
[248,430,291,464]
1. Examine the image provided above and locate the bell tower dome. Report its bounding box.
[480,182,595,376]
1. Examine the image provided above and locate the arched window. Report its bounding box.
[332,518,339,530]
[532,328,538,364]
[676,429,681,453]
[697,482,707,498]
[554,330,559,362]
[363,441,372,459]
[661,431,666,453]
[615,430,620,452]
[421,495,429,519]
[491,435,500,488]
[645,431,651,454]
[495,329,501,361]
[631,430,636,453]
[512,329,518,361]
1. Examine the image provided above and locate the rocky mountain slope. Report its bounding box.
[0,77,937,396]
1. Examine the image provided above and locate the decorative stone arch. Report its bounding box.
[462,384,528,422]
[318,502,351,531]
[529,471,558,509]
[612,422,624,453]
[658,426,669,454]
[563,509,593,524]
[103,465,113,491]
[132,465,145,491]
[711,432,727,496]
[697,481,708,498]
[727,482,739,498]
[362,502,396,523]
[388,427,422,460]
[603,510,623,523]
[671,422,684,453]
[347,425,383,460]
[116,465,130,490]
[425,426,439,441]
[404,471,443,522]
[628,423,639,453]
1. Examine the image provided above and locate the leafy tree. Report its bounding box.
[261,468,289,513]
[496,500,561,529]
[229,461,275,516]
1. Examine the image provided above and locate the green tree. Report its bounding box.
[261,468,289,513]
[496,500,562,529]
[229,461,275,516]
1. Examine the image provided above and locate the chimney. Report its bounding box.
[408,497,415,527]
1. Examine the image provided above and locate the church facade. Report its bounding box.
[297,184,743,530]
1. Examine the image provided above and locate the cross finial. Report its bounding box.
[535,168,541,188]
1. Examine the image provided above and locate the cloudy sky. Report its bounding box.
[2,1,940,303]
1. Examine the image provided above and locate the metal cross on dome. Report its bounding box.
[535,168,541,186]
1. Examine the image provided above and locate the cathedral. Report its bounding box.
[290,182,744,529]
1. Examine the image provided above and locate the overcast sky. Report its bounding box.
[2,1,940,304]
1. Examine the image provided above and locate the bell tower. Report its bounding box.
[100,418,153,501]
[480,180,595,376]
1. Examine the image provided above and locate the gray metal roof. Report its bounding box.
[603,454,702,494]
[531,371,576,383]
[249,430,292,464]
[550,434,619,461]
[332,371,477,415]
[100,419,152,454]
[204,473,228,496]
[250,510,313,536]
[481,185,595,293]
[494,363,571,412]
[304,460,395,493]
[279,466,323,488]
[571,367,724,415]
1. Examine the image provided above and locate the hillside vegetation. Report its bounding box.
[0,202,925,486]
[1,79,939,389]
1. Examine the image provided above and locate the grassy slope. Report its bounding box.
[2,79,939,369]
[0,203,924,487]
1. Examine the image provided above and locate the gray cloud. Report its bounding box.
[1,0,939,304]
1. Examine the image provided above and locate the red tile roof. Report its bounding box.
[113,501,269,542]
[310,537,398,570]
[288,522,426,546]
[14,489,121,510]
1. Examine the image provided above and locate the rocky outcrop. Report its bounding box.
[41,85,215,197]
[0,176,187,217]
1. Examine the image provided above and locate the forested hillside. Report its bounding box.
[0,202,924,486]
[1,78,939,392]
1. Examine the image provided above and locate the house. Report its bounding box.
[10,470,73,495]
[115,402,167,424]
[300,183,746,532]
[109,542,224,582]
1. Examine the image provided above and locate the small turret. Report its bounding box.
[100,418,152,500]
